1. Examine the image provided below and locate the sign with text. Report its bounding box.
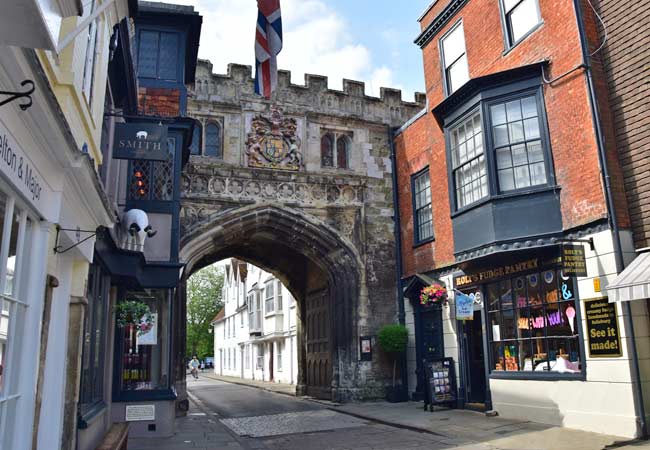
[455,292,474,320]
[585,298,622,357]
[125,404,156,421]
[113,123,169,161]
[0,118,57,221]
[425,357,457,407]
[562,245,588,277]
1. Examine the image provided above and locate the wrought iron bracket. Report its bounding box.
[0,80,35,111]
[53,226,104,254]
[557,237,595,251]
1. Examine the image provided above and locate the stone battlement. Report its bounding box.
[191,59,426,126]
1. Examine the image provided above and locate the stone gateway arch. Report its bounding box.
[177,60,424,401]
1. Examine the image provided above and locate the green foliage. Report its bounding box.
[186,264,224,360]
[115,300,153,328]
[377,324,409,354]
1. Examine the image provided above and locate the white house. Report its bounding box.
[213,259,297,385]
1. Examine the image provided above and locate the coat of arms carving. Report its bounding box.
[246,107,303,171]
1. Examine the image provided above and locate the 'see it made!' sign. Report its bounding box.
[585,298,622,358]
[113,123,169,161]
[562,245,588,277]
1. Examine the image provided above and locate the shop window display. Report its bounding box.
[488,269,581,374]
[118,289,170,392]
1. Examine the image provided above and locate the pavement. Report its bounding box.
[128,373,650,450]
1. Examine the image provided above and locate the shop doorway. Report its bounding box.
[461,309,487,409]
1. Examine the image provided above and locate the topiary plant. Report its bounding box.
[378,324,409,387]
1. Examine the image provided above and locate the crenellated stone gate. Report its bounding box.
[178,60,424,401]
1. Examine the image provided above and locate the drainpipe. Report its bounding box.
[388,126,409,394]
[573,0,647,438]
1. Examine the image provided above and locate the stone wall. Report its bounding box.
[181,60,425,400]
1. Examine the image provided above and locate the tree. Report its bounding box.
[186,264,224,360]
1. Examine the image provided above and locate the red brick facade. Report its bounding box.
[396,0,629,277]
[138,87,181,117]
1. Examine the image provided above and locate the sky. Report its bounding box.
[165,0,432,101]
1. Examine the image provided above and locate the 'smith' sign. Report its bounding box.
[113,123,168,161]
[562,245,588,277]
[585,298,622,357]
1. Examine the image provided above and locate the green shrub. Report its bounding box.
[378,324,408,354]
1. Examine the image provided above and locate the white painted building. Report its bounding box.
[213,259,298,385]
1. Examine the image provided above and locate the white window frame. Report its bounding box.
[264,282,275,315]
[276,280,283,312]
[501,0,542,48]
[0,187,47,450]
[277,342,283,372]
[81,1,99,106]
[440,21,469,96]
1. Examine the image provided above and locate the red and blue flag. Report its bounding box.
[255,0,283,99]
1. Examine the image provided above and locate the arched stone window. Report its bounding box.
[204,122,222,158]
[190,122,202,155]
[321,134,334,167]
[336,136,350,169]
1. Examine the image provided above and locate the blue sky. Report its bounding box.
[168,0,431,100]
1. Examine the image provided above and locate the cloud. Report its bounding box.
[165,0,396,96]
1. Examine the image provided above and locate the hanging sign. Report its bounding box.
[113,123,169,161]
[585,298,622,357]
[562,245,588,277]
[455,292,474,320]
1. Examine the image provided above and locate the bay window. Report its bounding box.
[450,112,488,209]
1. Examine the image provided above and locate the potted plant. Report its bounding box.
[115,300,154,336]
[420,283,448,307]
[377,324,409,403]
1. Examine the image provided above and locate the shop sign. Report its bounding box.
[125,404,156,421]
[136,313,157,346]
[113,123,169,161]
[0,119,56,220]
[455,292,474,320]
[425,357,457,407]
[562,245,588,277]
[585,298,622,358]
[455,258,540,288]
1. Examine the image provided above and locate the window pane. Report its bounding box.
[491,104,507,126]
[190,125,201,155]
[523,118,540,140]
[493,124,509,147]
[448,54,470,93]
[138,31,159,78]
[337,137,349,169]
[530,162,547,186]
[496,147,513,168]
[521,96,538,119]
[508,121,525,143]
[514,165,532,188]
[321,135,333,167]
[159,33,179,80]
[510,0,542,42]
[511,143,528,166]
[506,100,522,122]
[205,124,221,158]
[442,24,466,68]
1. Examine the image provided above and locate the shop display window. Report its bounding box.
[487,269,582,375]
[117,289,170,393]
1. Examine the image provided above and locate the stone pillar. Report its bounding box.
[295,296,307,396]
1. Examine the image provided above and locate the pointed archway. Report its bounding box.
[177,204,363,401]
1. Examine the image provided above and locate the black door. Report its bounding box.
[462,310,486,406]
[422,307,444,362]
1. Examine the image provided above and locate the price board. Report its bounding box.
[424,357,457,410]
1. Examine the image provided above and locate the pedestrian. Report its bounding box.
[189,355,200,379]
[200,361,205,372]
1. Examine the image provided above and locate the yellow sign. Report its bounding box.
[593,277,601,292]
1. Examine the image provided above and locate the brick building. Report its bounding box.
[395,0,649,438]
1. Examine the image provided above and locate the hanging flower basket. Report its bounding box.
[420,283,448,306]
[115,300,154,335]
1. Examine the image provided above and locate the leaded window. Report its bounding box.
[337,136,349,169]
[451,112,488,209]
[190,123,202,155]
[491,96,547,191]
[204,123,222,158]
[321,134,334,167]
[502,0,542,47]
[487,270,582,374]
[412,169,433,243]
[137,30,180,81]
[129,137,176,202]
[441,22,469,95]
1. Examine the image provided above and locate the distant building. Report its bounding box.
[213,259,298,385]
